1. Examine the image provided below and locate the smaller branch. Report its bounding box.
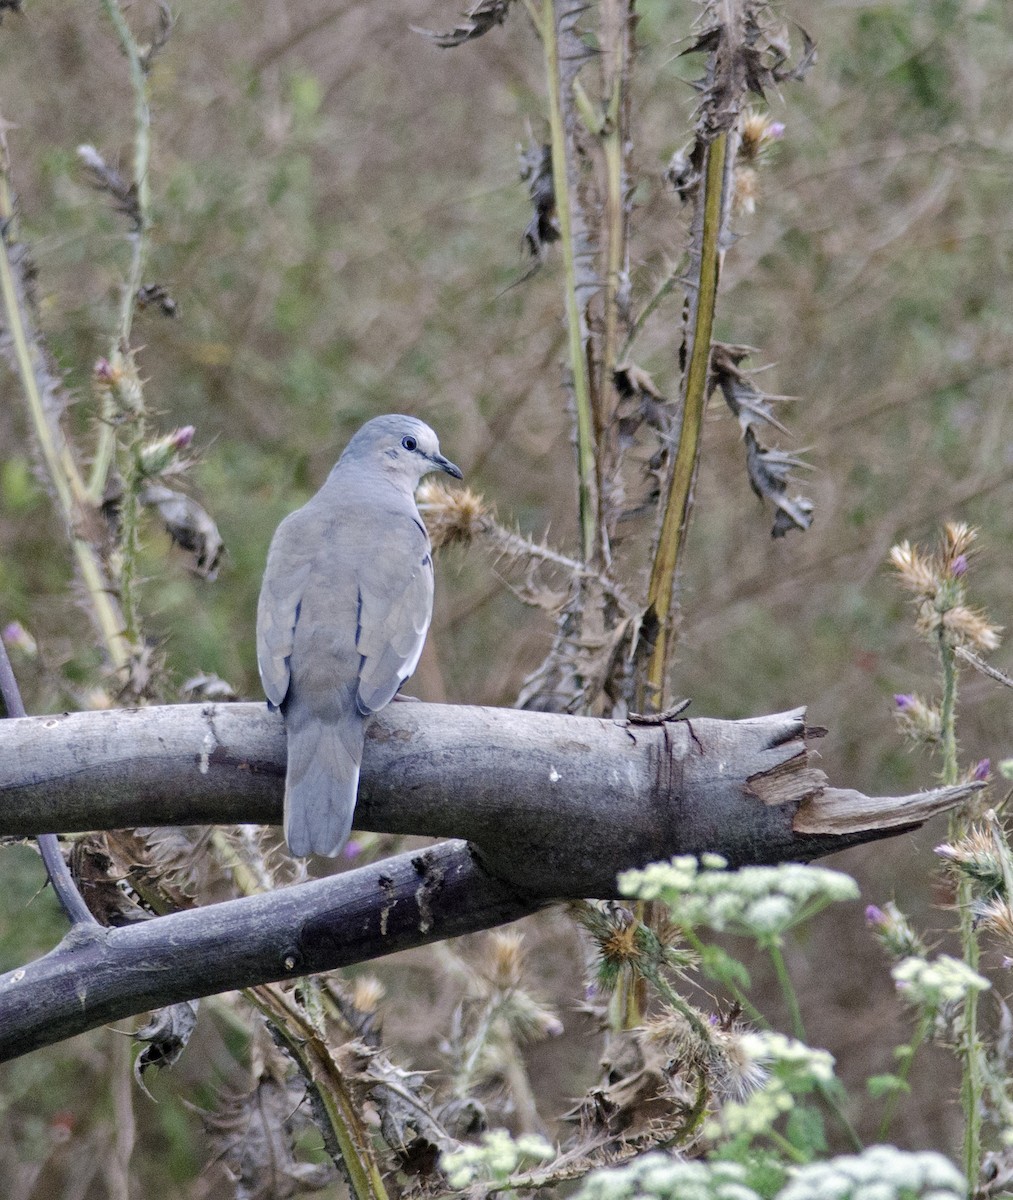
[0,637,96,928]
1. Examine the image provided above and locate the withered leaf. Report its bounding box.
[412,0,513,49]
[200,1073,334,1197]
[520,141,559,261]
[77,144,141,231]
[137,282,179,318]
[711,343,814,538]
[142,483,224,580]
[134,1000,199,1089]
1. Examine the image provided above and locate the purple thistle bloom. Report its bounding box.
[894,694,915,711]
[951,554,968,577]
[343,839,363,860]
[169,425,196,450]
[973,759,990,781]
[865,905,887,928]
[767,121,786,140]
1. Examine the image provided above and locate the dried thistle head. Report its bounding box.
[942,521,976,570]
[940,605,1002,654]
[484,930,526,991]
[733,165,759,215]
[351,974,386,1015]
[416,479,490,550]
[738,107,785,163]
[889,540,940,600]
[973,898,1013,943]
[893,692,941,745]
[936,827,1008,898]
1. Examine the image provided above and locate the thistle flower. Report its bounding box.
[940,604,1002,653]
[889,540,939,599]
[739,107,785,162]
[866,900,928,960]
[972,898,1013,941]
[892,692,941,744]
[416,479,490,549]
[935,827,1007,897]
[351,974,386,1015]
[138,427,197,478]
[2,620,37,657]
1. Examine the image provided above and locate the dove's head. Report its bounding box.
[339,414,462,490]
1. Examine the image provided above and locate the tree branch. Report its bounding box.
[0,840,536,1063]
[0,701,982,1062]
[0,701,979,892]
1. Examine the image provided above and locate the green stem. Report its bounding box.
[0,135,131,675]
[641,130,727,708]
[542,0,596,562]
[768,940,806,1043]
[618,265,683,363]
[245,987,390,1200]
[939,631,959,788]
[89,0,153,506]
[769,1128,809,1165]
[877,1017,929,1142]
[939,631,982,1186]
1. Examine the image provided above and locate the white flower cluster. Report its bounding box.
[777,1145,965,1200]
[574,1151,761,1200]
[705,1032,836,1141]
[618,856,859,941]
[441,1129,554,1189]
[892,954,991,1011]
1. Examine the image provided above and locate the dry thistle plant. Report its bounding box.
[418,0,815,720]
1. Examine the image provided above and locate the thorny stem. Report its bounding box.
[938,630,960,788]
[542,0,597,562]
[641,130,728,708]
[939,631,984,1188]
[92,0,157,657]
[245,985,391,1200]
[89,0,154,507]
[0,128,132,676]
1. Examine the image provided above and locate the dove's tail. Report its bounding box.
[282,697,366,858]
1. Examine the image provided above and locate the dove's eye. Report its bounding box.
[401,435,418,452]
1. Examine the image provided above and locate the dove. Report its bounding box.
[257,414,461,856]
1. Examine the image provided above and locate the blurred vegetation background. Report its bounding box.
[0,0,1011,1194]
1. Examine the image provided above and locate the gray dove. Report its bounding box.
[256,414,462,857]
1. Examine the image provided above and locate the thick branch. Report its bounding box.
[0,701,982,1062]
[0,840,537,1063]
[0,701,978,896]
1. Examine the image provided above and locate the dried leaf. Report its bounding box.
[711,343,813,538]
[201,1072,334,1199]
[134,1001,199,1091]
[77,144,141,231]
[180,671,238,701]
[614,363,674,446]
[412,0,513,49]
[137,282,179,318]
[142,482,224,579]
[519,141,559,261]
[138,0,175,74]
